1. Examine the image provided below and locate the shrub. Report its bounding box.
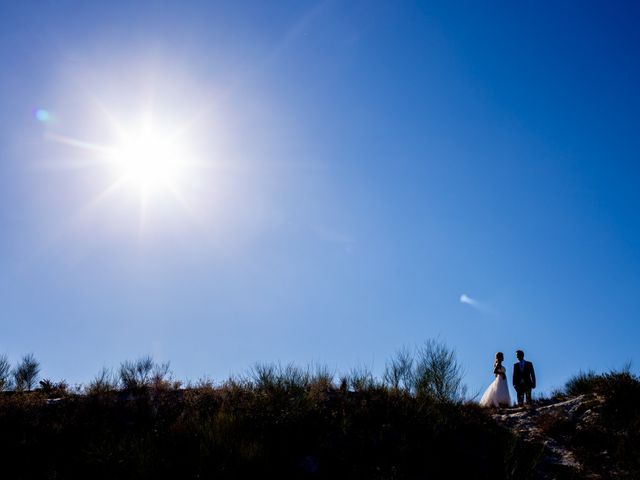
[220,375,249,393]
[0,371,528,479]
[564,364,637,397]
[309,363,334,391]
[279,363,310,392]
[193,376,215,390]
[0,354,11,391]
[249,362,277,390]
[565,366,640,477]
[38,379,69,397]
[13,353,40,391]
[383,347,414,392]
[249,362,310,393]
[564,369,599,396]
[119,356,171,390]
[150,361,173,389]
[347,365,376,392]
[414,339,467,403]
[86,367,118,395]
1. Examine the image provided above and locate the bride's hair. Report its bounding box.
[494,352,504,366]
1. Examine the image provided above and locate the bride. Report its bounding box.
[479,352,511,408]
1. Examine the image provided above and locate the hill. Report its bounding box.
[0,348,638,479]
[0,369,638,479]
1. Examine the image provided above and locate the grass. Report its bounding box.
[0,381,527,479]
[556,366,640,477]
[0,343,536,480]
[1,348,638,478]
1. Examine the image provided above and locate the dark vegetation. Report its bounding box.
[542,366,640,478]
[0,344,637,479]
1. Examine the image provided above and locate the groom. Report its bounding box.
[512,350,536,405]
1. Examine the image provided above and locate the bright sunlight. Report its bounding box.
[110,119,190,192]
[43,105,203,233]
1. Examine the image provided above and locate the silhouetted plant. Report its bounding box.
[549,388,565,400]
[13,353,40,391]
[0,354,11,391]
[193,375,215,390]
[38,378,69,397]
[309,363,334,391]
[151,361,173,389]
[38,378,54,392]
[249,362,310,393]
[4,346,640,478]
[250,362,277,390]
[383,347,414,392]
[564,364,636,397]
[564,369,599,396]
[86,367,118,395]
[339,375,349,392]
[119,356,170,390]
[280,363,309,391]
[414,339,467,402]
[0,364,532,479]
[348,365,376,391]
[558,365,640,477]
[220,375,248,393]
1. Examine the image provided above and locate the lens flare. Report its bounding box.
[35,108,51,123]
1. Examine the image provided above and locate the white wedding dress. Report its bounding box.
[479,365,511,407]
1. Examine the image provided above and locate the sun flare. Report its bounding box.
[111,121,190,192]
[44,106,204,231]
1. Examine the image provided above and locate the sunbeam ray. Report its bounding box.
[45,132,116,156]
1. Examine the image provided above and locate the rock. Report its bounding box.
[491,393,607,479]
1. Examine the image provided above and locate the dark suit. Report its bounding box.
[512,360,536,405]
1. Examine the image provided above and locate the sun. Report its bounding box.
[43,104,205,231]
[111,121,190,192]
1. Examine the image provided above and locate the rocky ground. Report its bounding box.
[492,394,612,479]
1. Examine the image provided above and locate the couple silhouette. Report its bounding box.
[479,350,536,408]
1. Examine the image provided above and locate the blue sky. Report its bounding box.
[1,1,639,397]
